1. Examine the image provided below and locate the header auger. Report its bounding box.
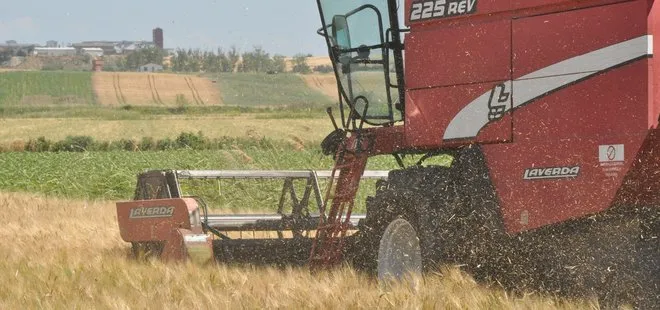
[116,0,658,307]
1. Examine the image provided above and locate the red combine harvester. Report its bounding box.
[116,0,659,307]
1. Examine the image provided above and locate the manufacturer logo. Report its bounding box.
[410,0,477,22]
[488,83,510,121]
[129,206,175,219]
[523,166,580,180]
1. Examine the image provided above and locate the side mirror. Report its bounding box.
[332,15,351,50]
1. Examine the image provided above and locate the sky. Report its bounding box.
[0,0,329,56]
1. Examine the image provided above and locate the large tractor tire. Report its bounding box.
[349,163,499,280]
[349,166,447,275]
[350,187,431,278]
[377,217,423,282]
[349,147,506,280]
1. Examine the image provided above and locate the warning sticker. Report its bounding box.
[599,144,624,163]
[599,144,625,177]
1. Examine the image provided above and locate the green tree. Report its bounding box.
[227,46,240,73]
[126,47,166,70]
[184,49,201,72]
[218,48,232,72]
[270,55,287,73]
[291,54,311,74]
[172,48,188,72]
[241,46,272,73]
[0,50,11,63]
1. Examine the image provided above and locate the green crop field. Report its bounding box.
[0,71,95,106]
[214,73,334,107]
[0,148,411,211]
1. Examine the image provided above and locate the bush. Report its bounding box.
[111,139,138,151]
[25,136,53,152]
[52,136,95,152]
[176,131,208,149]
[13,131,294,153]
[156,138,175,150]
[139,137,156,151]
[96,141,111,151]
[313,65,333,74]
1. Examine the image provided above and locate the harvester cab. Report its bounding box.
[317,0,405,127]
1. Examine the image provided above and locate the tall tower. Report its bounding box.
[153,27,164,49]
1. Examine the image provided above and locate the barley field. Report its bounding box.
[0,192,597,309]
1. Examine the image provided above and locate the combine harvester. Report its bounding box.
[116,0,659,307]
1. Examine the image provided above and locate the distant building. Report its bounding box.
[0,41,38,56]
[46,40,58,48]
[121,41,156,54]
[33,47,76,57]
[139,63,163,72]
[82,48,104,58]
[72,41,118,55]
[153,28,164,49]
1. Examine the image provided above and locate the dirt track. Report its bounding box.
[93,72,222,106]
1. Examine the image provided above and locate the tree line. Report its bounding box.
[110,46,333,74]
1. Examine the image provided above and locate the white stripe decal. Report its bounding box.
[443,35,653,140]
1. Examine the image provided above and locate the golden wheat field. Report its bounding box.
[0,116,333,145]
[0,191,600,309]
[92,72,223,106]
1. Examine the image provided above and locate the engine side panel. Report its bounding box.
[403,0,656,233]
[484,1,651,232]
